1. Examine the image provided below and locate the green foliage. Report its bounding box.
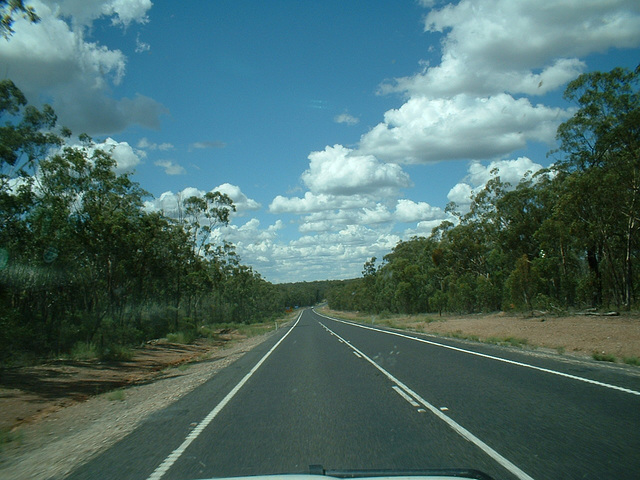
[486,336,529,348]
[0,81,297,365]
[166,331,198,345]
[98,344,134,362]
[0,426,23,452]
[70,342,98,361]
[623,356,640,366]
[592,352,617,363]
[106,389,126,401]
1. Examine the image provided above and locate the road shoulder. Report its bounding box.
[0,331,277,480]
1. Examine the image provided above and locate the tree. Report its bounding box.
[554,66,640,308]
[0,80,66,245]
[0,83,287,364]
[183,191,236,258]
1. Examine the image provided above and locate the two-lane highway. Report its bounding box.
[67,309,640,480]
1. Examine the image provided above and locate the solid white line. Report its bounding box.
[392,385,420,407]
[146,312,303,480]
[321,322,535,480]
[315,311,640,397]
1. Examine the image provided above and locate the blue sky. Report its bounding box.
[2,0,640,283]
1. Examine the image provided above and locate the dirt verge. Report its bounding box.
[0,325,281,480]
[319,308,640,361]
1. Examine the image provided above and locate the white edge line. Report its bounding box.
[321,322,535,480]
[315,311,640,397]
[146,312,303,480]
[392,385,420,407]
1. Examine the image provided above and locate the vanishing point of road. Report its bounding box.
[67,308,640,480]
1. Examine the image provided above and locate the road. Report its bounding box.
[67,309,640,480]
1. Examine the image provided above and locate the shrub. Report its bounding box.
[166,330,197,344]
[70,341,98,360]
[623,356,640,366]
[107,389,126,401]
[592,352,616,362]
[99,344,134,361]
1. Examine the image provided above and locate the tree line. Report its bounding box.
[0,80,324,365]
[328,66,640,316]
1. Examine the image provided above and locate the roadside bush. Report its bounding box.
[70,341,98,360]
[98,344,134,362]
[166,330,197,344]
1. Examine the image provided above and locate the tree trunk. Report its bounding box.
[587,247,602,307]
[624,215,634,309]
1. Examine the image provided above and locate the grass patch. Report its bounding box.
[556,346,566,355]
[166,330,197,344]
[69,342,133,362]
[623,356,640,366]
[70,341,99,360]
[447,332,530,349]
[236,323,274,337]
[106,389,126,401]
[423,315,444,324]
[593,352,617,363]
[99,345,134,361]
[0,427,23,451]
[500,336,529,348]
[376,318,401,329]
[449,330,480,342]
[201,320,282,340]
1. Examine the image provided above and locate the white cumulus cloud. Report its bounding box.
[447,157,547,209]
[394,199,444,223]
[0,0,165,135]
[154,160,186,176]
[385,0,640,98]
[93,137,142,172]
[239,224,402,283]
[145,184,261,218]
[48,0,152,27]
[334,113,360,125]
[213,183,262,213]
[359,94,568,164]
[270,192,374,215]
[302,144,411,196]
[365,0,639,166]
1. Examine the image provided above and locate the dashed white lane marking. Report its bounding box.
[392,385,420,407]
[146,312,303,480]
[321,321,535,480]
[316,311,640,397]
[353,351,362,358]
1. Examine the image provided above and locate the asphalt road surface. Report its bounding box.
[67,309,640,480]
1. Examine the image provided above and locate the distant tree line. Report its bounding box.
[0,79,327,365]
[328,66,640,315]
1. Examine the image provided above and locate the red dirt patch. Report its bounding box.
[0,339,227,432]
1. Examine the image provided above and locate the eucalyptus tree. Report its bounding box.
[554,66,640,308]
